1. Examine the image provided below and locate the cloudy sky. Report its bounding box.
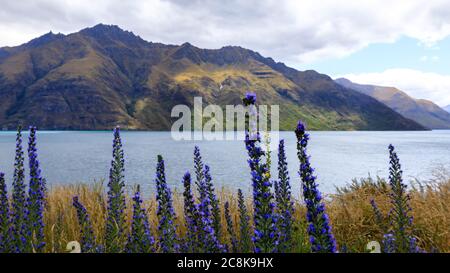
[1,0,450,106]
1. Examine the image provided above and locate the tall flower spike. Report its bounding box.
[370,199,386,232]
[197,174,223,253]
[0,172,10,253]
[273,180,280,205]
[194,147,222,239]
[11,125,27,253]
[194,146,204,196]
[25,126,46,253]
[203,164,222,240]
[155,155,179,253]
[5,129,28,253]
[387,144,417,253]
[224,201,237,253]
[126,185,155,253]
[276,139,294,252]
[183,168,223,253]
[182,171,222,253]
[182,171,200,252]
[105,126,127,252]
[243,93,278,253]
[237,189,252,253]
[73,196,97,253]
[295,121,337,253]
[243,92,258,139]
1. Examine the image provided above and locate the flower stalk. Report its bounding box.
[295,121,336,253]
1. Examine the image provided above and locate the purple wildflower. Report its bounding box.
[194,146,205,194]
[25,126,46,253]
[243,93,278,253]
[203,164,222,240]
[370,199,383,224]
[155,155,179,253]
[276,139,294,252]
[194,147,222,239]
[73,196,97,253]
[182,171,200,252]
[126,185,155,253]
[386,144,419,253]
[105,126,127,252]
[243,92,257,106]
[295,120,336,253]
[383,233,396,253]
[224,201,237,253]
[237,189,252,253]
[197,179,224,253]
[10,126,27,253]
[409,237,423,253]
[183,171,222,253]
[0,172,10,253]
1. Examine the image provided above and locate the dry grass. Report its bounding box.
[328,175,450,252]
[42,176,450,253]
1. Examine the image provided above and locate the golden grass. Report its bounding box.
[328,176,450,252]
[172,63,296,92]
[41,176,450,253]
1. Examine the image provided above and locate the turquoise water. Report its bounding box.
[0,130,449,195]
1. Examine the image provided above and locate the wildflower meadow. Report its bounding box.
[0,94,448,253]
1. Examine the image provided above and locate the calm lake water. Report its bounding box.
[0,130,449,195]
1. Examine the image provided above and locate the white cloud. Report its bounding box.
[419,55,440,62]
[1,0,450,65]
[340,69,450,106]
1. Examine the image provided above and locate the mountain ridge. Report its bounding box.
[0,24,425,131]
[335,78,450,129]
[443,105,450,113]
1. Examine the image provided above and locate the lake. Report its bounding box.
[0,130,450,195]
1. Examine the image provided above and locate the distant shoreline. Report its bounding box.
[0,128,436,132]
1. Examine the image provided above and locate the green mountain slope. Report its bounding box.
[0,24,425,131]
[335,78,450,129]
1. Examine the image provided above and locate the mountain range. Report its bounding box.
[444,105,450,113]
[335,78,450,129]
[0,24,426,130]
